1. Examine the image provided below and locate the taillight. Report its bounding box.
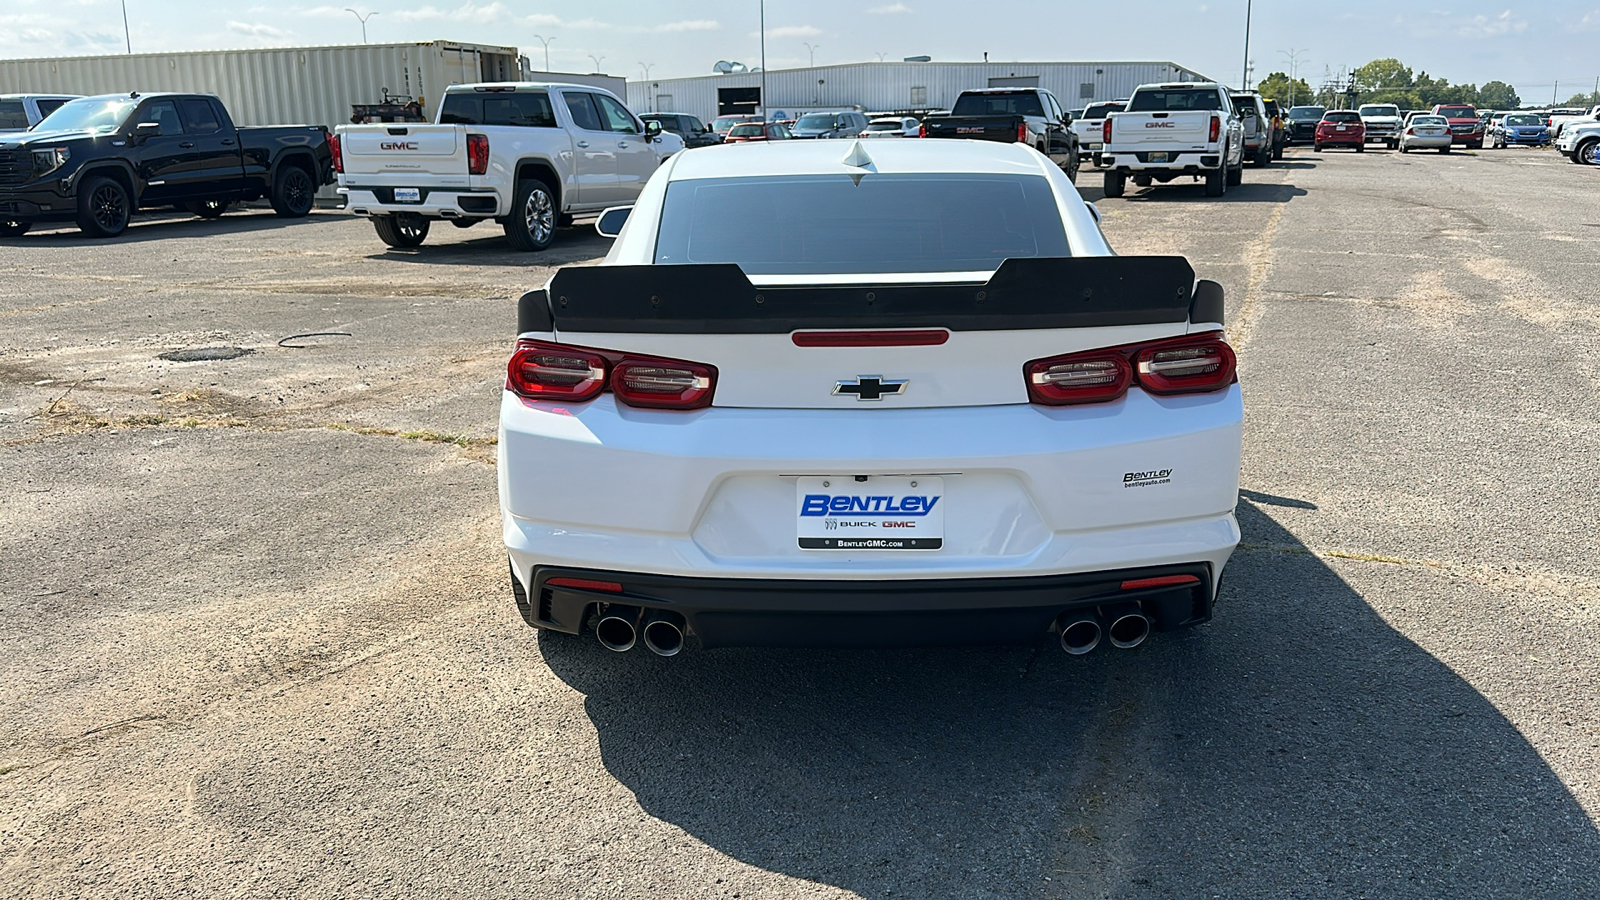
[918,123,927,138]
[467,133,490,175]
[1017,121,1029,143]
[506,339,717,410]
[507,339,607,402]
[329,133,342,173]
[1209,115,1221,142]
[1024,332,1235,406]
[1406,128,1415,135]
[1102,118,1112,144]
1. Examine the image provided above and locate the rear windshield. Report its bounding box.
[0,100,28,129]
[1323,111,1361,122]
[712,116,755,131]
[728,124,764,136]
[952,93,1045,117]
[654,173,1070,276]
[864,121,903,131]
[1411,116,1446,125]
[1288,106,1326,120]
[1082,102,1125,118]
[439,91,556,127]
[1436,107,1476,118]
[1128,89,1224,112]
[796,113,841,129]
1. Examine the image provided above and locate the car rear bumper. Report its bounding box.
[517,561,1221,647]
[1100,151,1224,172]
[1402,135,1453,148]
[338,187,502,218]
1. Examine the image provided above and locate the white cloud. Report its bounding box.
[656,20,720,33]
[227,21,292,39]
[387,2,512,24]
[1457,9,1527,37]
[757,25,823,38]
[868,3,912,12]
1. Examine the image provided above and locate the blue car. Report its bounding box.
[1491,113,1550,148]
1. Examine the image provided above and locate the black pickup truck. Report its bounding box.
[919,88,1081,179]
[0,92,333,238]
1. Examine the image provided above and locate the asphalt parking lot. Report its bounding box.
[3,146,1598,898]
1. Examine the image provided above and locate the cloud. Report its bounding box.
[868,2,911,12]
[227,21,292,39]
[387,2,512,24]
[656,20,720,33]
[1457,9,1527,37]
[757,25,823,38]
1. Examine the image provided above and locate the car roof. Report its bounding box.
[444,81,609,93]
[668,137,1053,181]
[73,92,215,102]
[0,93,82,100]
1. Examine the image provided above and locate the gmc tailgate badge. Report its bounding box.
[833,376,907,401]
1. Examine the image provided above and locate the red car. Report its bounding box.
[1432,104,1485,148]
[723,122,792,142]
[1314,110,1366,151]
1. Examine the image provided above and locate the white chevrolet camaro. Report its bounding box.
[499,138,1242,657]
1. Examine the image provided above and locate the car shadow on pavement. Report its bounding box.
[360,227,612,266]
[539,499,1600,898]
[13,208,334,245]
[1080,182,1310,204]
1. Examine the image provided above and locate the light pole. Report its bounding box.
[759,0,767,120]
[639,62,655,81]
[345,9,377,44]
[1280,48,1309,107]
[588,54,605,74]
[121,0,131,53]
[532,35,555,71]
[1240,0,1253,90]
[803,42,818,68]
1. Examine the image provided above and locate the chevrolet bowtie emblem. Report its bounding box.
[833,376,908,401]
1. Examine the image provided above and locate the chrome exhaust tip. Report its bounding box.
[595,606,640,652]
[641,609,686,658]
[1104,602,1151,650]
[1057,610,1102,655]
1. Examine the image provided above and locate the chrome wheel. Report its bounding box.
[523,187,554,244]
[1581,141,1600,165]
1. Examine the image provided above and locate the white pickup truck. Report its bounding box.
[335,82,681,250]
[1556,119,1600,164]
[1549,105,1600,142]
[1098,82,1245,199]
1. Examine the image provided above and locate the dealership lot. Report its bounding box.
[3,148,1598,896]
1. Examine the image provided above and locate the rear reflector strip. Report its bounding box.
[546,578,624,593]
[792,329,950,347]
[1121,574,1202,591]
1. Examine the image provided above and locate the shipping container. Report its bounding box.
[630,61,1212,124]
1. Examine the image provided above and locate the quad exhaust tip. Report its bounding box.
[1057,610,1103,655]
[595,606,640,653]
[641,609,686,657]
[1104,602,1151,650]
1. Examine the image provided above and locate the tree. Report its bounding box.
[1478,81,1520,110]
[1354,58,1413,92]
[1256,71,1314,108]
[1564,92,1598,109]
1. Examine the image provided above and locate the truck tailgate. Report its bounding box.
[1109,111,1213,147]
[337,124,466,181]
[922,117,1022,142]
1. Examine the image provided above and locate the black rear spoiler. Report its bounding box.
[518,257,1224,335]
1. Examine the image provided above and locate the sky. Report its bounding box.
[5,1,1600,104]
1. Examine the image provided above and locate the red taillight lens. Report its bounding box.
[329,134,343,173]
[1025,352,1133,406]
[1209,115,1221,142]
[507,339,607,402]
[467,133,490,175]
[1017,121,1029,143]
[1024,333,1236,406]
[1103,119,1112,144]
[1406,128,1415,135]
[546,577,623,592]
[506,339,717,410]
[1134,336,1237,395]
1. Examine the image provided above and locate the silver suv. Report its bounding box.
[790,110,869,139]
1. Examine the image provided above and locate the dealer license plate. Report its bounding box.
[1148,151,1168,162]
[796,476,944,550]
[1088,142,1103,150]
[393,187,421,202]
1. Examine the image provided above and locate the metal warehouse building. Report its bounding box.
[627,60,1211,122]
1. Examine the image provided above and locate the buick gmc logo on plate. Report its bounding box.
[796,476,944,550]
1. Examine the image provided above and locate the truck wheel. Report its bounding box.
[1440,146,1450,154]
[1399,143,1409,153]
[1272,141,1284,160]
[1469,141,1482,150]
[1101,171,1125,198]
[0,220,29,238]
[1225,161,1242,186]
[503,179,557,252]
[1063,150,1081,181]
[1574,139,1599,165]
[185,199,229,219]
[1356,144,1365,153]
[269,165,315,218]
[1313,142,1322,152]
[1204,166,1225,197]
[75,175,132,238]
[372,214,429,248]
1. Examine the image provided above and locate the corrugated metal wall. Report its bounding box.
[0,41,521,131]
[630,61,1211,122]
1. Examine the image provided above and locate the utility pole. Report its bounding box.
[532,35,555,71]
[804,42,818,68]
[1280,49,1308,107]
[1241,0,1253,91]
[121,0,131,53]
[345,9,377,44]
[759,0,768,121]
